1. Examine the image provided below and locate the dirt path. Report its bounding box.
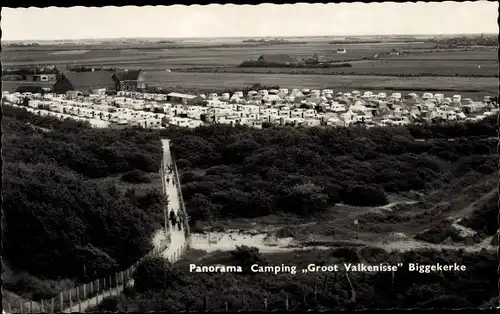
[62,139,189,313]
[447,188,497,222]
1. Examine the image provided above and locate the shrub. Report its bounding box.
[343,185,389,207]
[97,296,120,312]
[230,246,266,272]
[2,111,164,281]
[132,257,179,293]
[121,170,152,184]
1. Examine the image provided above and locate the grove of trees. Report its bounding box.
[2,106,165,300]
[157,115,497,224]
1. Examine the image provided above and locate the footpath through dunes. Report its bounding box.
[62,139,188,314]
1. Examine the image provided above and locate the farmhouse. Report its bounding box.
[257,54,294,64]
[52,71,118,94]
[113,70,147,92]
[389,48,401,55]
[336,48,347,54]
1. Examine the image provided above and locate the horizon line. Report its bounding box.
[3,32,497,42]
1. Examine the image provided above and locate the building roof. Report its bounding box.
[1,81,53,93]
[114,70,142,81]
[15,85,47,94]
[61,71,116,89]
[258,54,294,64]
[167,92,197,100]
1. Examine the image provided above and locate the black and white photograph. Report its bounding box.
[1,1,499,312]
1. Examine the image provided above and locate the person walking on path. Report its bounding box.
[169,210,177,229]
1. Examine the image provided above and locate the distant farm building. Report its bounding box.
[389,48,401,55]
[257,54,294,64]
[113,69,147,92]
[52,71,118,94]
[25,74,57,82]
[336,48,347,54]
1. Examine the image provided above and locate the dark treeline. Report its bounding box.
[158,116,497,224]
[68,66,117,72]
[239,60,353,68]
[329,39,421,44]
[2,107,165,300]
[2,67,60,77]
[91,245,498,311]
[430,35,498,48]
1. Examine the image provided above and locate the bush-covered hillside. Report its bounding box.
[89,246,498,311]
[159,116,497,224]
[2,108,165,300]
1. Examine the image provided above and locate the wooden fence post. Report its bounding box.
[51,298,55,314]
[30,300,33,313]
[110,275,113,289]
[69,289,73,310]
[97,279,100,293]
[203,295,208,311]
[116,272,119,287]
[19,301,23,314]
[8,302,12,314]
[77,287,80,303]
[60,292,63,312]
[285,294,289,310]
[90,281,93,295]
[41,299,44,312]
[264,298,268,311]
[121,271,124,285]
[78,299,82,313]
[104,277,107,292]
[225,300,228,312]
[83,283,87,299]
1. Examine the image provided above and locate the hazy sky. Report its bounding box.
[2,2,498,41]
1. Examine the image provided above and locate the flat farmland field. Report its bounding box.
[2,41,436,68]
[145,71,498,95]
[3,41,497,97]
[179,58,499,77]
[378,49,498,61]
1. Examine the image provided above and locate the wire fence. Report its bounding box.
[172,151,191,240]
[91,284,357,313]
[6,150,192,314]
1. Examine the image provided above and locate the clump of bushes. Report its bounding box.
[2,110,165,283]
[109,248,498,310]
[414,226,462,244]
[156,117,496,223]
[121,170,152,184]
[343,185,388,207]
[132,257,179,293]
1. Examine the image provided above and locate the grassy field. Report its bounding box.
[2,41,436,69]
[378,49,497,61]
[2,40,497,95]
[178,58,498,77]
